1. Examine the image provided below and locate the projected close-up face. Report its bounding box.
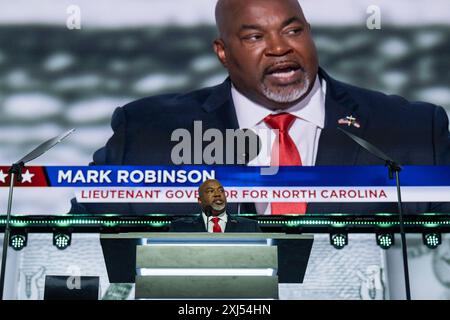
[214,0,319,109]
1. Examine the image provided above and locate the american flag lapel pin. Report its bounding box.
[338,115,361,128]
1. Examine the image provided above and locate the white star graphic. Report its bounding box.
[21,170,35,183]
[0,170,8,183]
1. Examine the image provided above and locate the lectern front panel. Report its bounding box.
[136,245,277,269]
[135,275,279,299]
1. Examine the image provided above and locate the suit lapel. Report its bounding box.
[202,78,239,131]
[194,215,207,232]
[315,69,370,166]
[197,78,243,166]
[308,69,370,214]
[224,214,239,232]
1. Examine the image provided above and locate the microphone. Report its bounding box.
[337,127,401,177]
[0,128,75,300]
[204,205,213,217]
[338,127,411,300]
[17,129,76,165]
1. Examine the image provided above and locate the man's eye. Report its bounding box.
[243,34,262,41]
[286,28,303,35]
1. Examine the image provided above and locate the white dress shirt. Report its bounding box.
[232,76,327,215]
[202,211,228,233]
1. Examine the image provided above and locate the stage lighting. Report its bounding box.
[53,232,71,250]
[9,233,27,251]
[330,233,348,249]
[376,233,395,250]
[423,232,441,249]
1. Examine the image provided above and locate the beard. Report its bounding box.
[211,202,226,212]
[260,71,311,104]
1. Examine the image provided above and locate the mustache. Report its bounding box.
[263,60,304,75]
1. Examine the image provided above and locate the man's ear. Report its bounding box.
[197,197,202,206]
[213,39,228,68]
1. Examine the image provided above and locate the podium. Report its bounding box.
[100,233,313,299]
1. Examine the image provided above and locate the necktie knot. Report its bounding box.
[211,217,220,224]
[264,113,296,132]
[211,217,222,232]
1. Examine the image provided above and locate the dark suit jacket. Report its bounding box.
[169,214,262,233]
[70,68,450,215]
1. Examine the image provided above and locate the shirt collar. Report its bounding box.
[202,211,228,225]
[232,75,326,129]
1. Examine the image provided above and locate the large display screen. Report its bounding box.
[0,0,449,216]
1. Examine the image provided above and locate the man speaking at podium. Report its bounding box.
[170,179,261,232]
[70,0,450,215]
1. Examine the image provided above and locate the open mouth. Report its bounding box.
[265,62,303,83]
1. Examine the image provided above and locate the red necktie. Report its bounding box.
[211,217,222,233]
[264,113,307,214]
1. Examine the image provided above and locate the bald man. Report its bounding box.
[169,179,262,232]
[71,0,450,216]
[214,0,318,110]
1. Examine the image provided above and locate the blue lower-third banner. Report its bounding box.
[1,165,450,203]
